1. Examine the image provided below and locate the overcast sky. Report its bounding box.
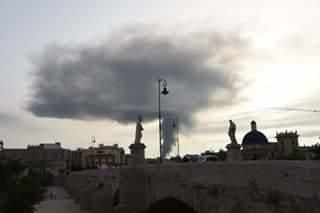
[1,0,320,157]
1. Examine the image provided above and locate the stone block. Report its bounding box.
[226,143,242,161]
[129,143,146,166]
[92,185,113,213]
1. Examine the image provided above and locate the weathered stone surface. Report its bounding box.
[129,143,146,166]
[226,143,242,161]
[79,179,97,210]
[34,187,90,213]
[116,166,147,213]
[92,185,113,213]
[64,161,320,213]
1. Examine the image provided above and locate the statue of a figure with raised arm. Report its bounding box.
[134,115,144,144]
[228,120,237,144]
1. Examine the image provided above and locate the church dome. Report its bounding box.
[242,121,269,145]
[242,131,268,145]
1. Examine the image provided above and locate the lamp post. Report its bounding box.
[0,140,3,151]
[172,118,180,158]
[91,136,96,147]
[91,136,96,168]
[158,78,169,164]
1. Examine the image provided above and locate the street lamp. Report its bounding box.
[172,118,180,158]
[91,136,96,147]
[0,140,3,151]
[91,136,96,168]
[158,78,169,164]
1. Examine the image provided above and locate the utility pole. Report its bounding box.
[158,78,169,164]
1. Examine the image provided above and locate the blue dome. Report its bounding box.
[242,130,268,145]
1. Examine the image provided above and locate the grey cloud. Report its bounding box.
[280,34,320,54]
[0,113,18,125]
[195,109,320,139]
[299,130,320,139]
[28,28,250,156]
[260,111,320,130]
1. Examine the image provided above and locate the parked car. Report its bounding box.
[183,154,200,162]
[198,155,219,162]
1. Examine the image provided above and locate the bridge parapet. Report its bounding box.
[64,168,120,213]
[141,161,320,213]
[65,161,320,213]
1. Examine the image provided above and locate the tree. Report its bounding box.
[286,149,306,160]
[217,149,227,161]
[0,159,47,213]
[201,150,215,156]
[276,149,306,160]
[312,143,320,160]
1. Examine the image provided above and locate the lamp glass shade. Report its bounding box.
[161,87,169,95]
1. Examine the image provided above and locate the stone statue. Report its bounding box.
[134,116,144,144]
[228,120,237,144]
[226,120,242,161]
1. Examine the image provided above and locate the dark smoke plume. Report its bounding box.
[28,28,250,156]
[162,116,177,157]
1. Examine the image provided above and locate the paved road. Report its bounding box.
[35,187,91,213]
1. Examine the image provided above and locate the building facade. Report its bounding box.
[241,121,313,160]
[71,144,125,169]
[0,142,71,175]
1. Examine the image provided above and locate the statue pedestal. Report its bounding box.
[129,143,146,166]
[226,143,242,161]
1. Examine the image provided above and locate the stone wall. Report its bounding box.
[64,168,119,213]
[142,161,320,213]
[64,161,320,213]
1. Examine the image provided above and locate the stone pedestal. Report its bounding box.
[129,143,146,166]
[226,143,242,161]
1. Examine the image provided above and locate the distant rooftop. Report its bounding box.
[27,142,62,150]
[276,130,299,137]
